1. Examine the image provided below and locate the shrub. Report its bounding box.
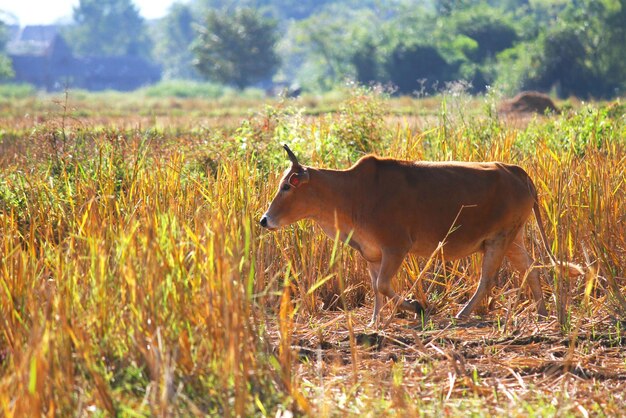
[140,80,231,99]
[0,83,36,98]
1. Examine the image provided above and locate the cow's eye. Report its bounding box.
[281,184,291,192]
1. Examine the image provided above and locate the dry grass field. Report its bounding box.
[0,89,624,416]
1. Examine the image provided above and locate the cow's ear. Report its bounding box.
[288,173,300,187]
[289,169,309,187]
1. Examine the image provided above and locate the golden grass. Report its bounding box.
[0,91,624,416]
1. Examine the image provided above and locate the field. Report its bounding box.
[0,88,625,416]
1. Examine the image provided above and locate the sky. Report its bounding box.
[0,0,184,26]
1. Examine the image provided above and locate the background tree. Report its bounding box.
[435,5,518,92]
[600,0,626,96]
[351,39,380,86]
[64,0,152,57]
[17,0,619,98]
[282,10,353,90]
[192,8,280,89]
[450,6,518,62]
[386,43,454,95]
[283,6,384,91]
[559,0,626,98]
[257,0,395,20]
[495,0,626,98]
[435,0,471,16]
[152,2,198,79]
[257,0,334,20]
[533,28,592,97]
[0,19,14,80]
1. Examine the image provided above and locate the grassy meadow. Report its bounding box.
[0,88,625,416]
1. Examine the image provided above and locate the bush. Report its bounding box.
[140,80,232,99]
[0,83,36,99]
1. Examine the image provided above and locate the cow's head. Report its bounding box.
[260,144,311,230]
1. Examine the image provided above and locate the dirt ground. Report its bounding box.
[276,305,626,414]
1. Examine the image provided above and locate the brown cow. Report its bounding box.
[260,145,583,326]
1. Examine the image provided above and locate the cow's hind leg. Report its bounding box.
[367,261,383,327]
[505,230,547,318]
[456,236,508,319]
[373,251,424,326]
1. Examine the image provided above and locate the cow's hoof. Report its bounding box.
[410,299,424,315]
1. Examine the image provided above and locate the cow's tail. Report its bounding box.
[533,201,585,277]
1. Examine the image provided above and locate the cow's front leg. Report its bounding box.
[373,251,424,325]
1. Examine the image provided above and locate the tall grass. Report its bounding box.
[0,90,624,415]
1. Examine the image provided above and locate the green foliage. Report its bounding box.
[145,0,626,98]
[331,84,390,155]
[535,28,593,97]
[284,9,352,90]
[0,83,36,98]
[435,0,480,16]
[192,8,280,89]
[0,171,28,219]
[275,2,527,95]
[352,39,381,85]
[6,0,623,98]
[0,55,13,81]
[139,79,265,100]
[492,40,540,95]
[63,0,152,57]
[0,20,14,80]
[258,0,336,19]
[495,26,595,98]
[601,0,626,94]
[494,0,626,98]
[284,6,387,91]
[450,6,518,62]
[386,43,454,95]
[429,5,520,93]
[140,80,229,99]
[0,20,7,46]
[517,104,625,155]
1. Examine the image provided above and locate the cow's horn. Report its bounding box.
[283,144,299,166]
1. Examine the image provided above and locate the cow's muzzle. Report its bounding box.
[260,213,278,230]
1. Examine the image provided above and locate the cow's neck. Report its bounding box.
[308,167,358,236]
